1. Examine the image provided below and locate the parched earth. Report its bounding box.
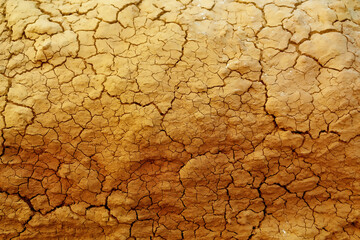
[1,0,360,239]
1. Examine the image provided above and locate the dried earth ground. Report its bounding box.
[1,0,360,239]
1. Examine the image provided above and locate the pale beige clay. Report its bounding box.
[1,0,360,239]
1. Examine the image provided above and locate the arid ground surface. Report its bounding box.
[1,0,360,239]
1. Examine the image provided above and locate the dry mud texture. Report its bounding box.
[1,0,360,239]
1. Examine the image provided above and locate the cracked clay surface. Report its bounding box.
[0,0,360,239]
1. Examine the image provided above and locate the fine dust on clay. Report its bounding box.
[0,0,360,239]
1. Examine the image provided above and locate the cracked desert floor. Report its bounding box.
[1,0,360,239]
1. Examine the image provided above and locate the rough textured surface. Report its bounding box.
[1,0,360,239]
